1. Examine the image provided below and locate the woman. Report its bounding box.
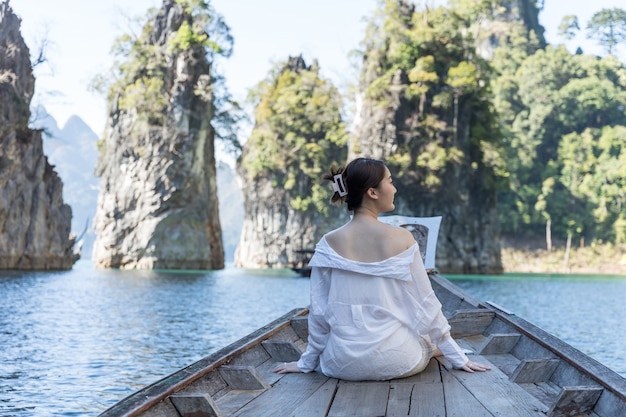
[273,157,490,380]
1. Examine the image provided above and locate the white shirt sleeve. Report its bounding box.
[407,249,469,368]
[297,266,331,373]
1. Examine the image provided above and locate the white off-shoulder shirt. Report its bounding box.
[296,236,468,380]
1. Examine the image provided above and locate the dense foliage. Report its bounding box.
[489,7,626,244]
[356,0,626,247]
[357,0,504,209]
[240,57,347,215]
[93,0,241,151]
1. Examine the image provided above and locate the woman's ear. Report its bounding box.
[366,187,378,199]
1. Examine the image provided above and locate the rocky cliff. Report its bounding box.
[351,1,511,274]
[236,56,347,269]
[0,1,78,270]
[92,0,223,270]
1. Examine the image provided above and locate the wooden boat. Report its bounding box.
[290,249,315,277]
[99,216,626,417]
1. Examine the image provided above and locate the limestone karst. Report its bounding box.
[0,0,78,270]
[92,0,224,270]
[235,55,348,269]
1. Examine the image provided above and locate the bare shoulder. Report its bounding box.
[382,222,416,249]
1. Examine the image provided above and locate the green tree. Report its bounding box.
[493,43,626,242]
[240,57,347,215]
[558,15,580,41]
[586,7,626,55]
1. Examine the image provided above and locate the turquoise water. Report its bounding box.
[0,263,624,416]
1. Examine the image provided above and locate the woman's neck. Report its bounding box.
[352,206,380,221]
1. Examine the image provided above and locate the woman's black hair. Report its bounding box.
[323,157,387,211]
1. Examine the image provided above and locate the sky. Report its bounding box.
[9,0,625,137]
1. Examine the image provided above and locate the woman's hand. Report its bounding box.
[460,360,491,373]
[272,361,302,374]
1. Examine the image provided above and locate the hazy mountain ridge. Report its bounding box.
[33,106,99,258]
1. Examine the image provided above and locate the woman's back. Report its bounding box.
[324,217,415,263]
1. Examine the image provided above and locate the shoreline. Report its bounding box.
[500,240,626,276]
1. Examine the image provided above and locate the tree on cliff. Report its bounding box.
[236,56,348,269]
[350,0,508,273]
[586,7,626,56]
[92,0,235,270]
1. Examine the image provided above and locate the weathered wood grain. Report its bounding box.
[548,386,603,417]
[449,357,548,416]
[169,392,222,417]
[232,372,329,417]
[290,377,338,417]
[218,365,270,390]
[327,381,390,417]
[510,358,560,383]
[476,333,520,355]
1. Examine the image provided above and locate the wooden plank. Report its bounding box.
[387,381,446,417]
[476,333,520,355]
[232,372,329,417]
[261,340,303,362]
[327,381,390,417]
[254,359,283,386]
[510,358,560,383]
[440,366,492,417]
[448,309,495,338]
[387,383,414,417]
[291,377,338,417]
[448,357,548,416]
[548,386,603,417]
[218,365,270,390]
[215,389,265,416]
[394,359,441,384]
[169,392,223,417]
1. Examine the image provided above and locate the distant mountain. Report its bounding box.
[216,161,243,262]
[32,106,99,259]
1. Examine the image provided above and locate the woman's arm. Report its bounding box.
[273,266,331,374]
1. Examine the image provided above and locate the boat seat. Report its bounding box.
[548,385,603,417]
[290,315,308,340]
[448,308,495,337]
[218,365,271,390]
[477,333,521,355]
[261,340,302,362]
[169,392,223,417]
[510,358,561,383]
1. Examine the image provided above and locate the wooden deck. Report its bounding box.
[216,352,552,417]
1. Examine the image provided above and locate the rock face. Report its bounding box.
[472,0,546,60]
[235,56,347,269]
[350,1,510,274]
[0,1,78,270]
[93,0,223,270]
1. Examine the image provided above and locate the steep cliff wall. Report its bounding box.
[0,1,78,270]
[236,56,348,268]
[351,1,509,274]
[92,0,223,270]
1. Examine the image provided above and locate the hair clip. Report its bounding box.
[331,173,348,197]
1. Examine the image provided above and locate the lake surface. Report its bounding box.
[1,262,625,416]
